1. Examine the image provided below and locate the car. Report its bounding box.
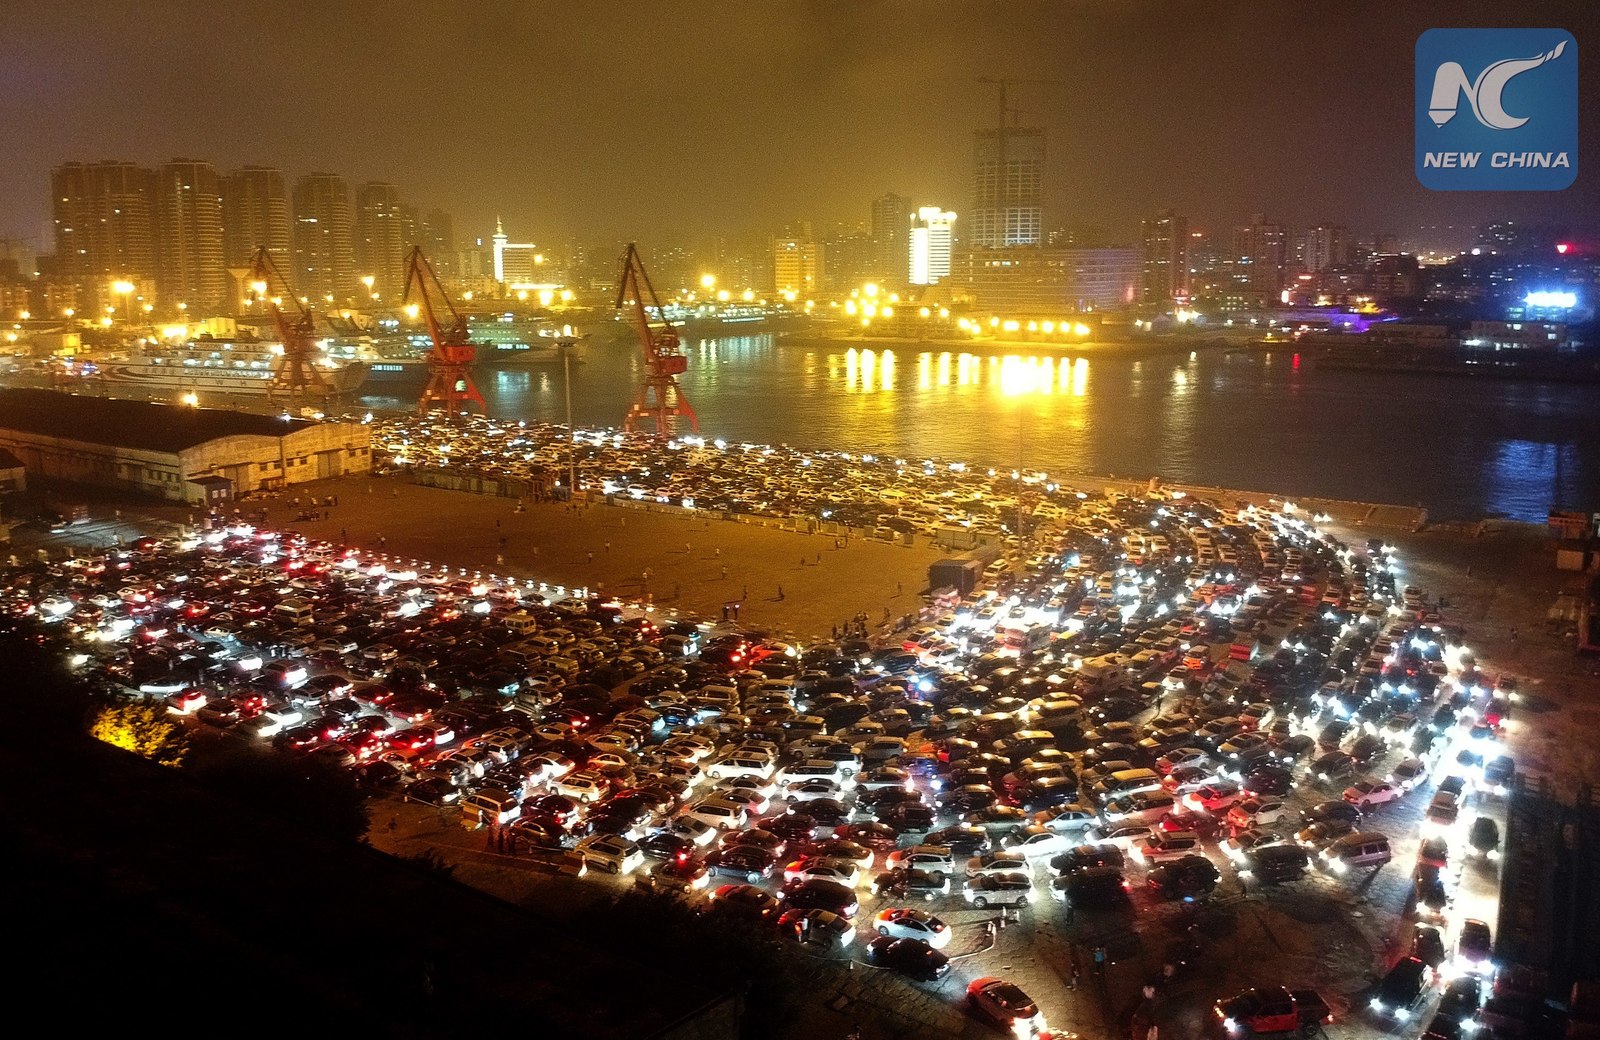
[1183,782,1242,814]
[638,852,711,894]
[1370,956,1433,1021]
[1214,987,1333,1037]
[834,821,900,854]
[964,872,1032,908]
[809,838,875,870]
[1089,823,1155,853]
[1242,765,1293,796]
[1224,797,1287,830]
[1051,864,1131,911]
[872,867,950,901]
[1455,919,1493,975]
[704,845,778,883]
[572,834,644,875]
[709,883,780,920]
[783,877,859,918]
[1048,843,1126,876]
[1240,842,1310,883]
[1343,779,1401,808]
[966,977,1045,1035]
[866,936,951,980]
[1147,855,1219,899]
[873,907,953,949]
[1389,757,1427,792]
[777,907,855,949]
[1310,750,1355,783]
[638,829,697,861]
[884,845,955,879]
[1295,819,1355,850]
[1001,825,1074,859]
[967,851,1029,878]
[1131,831,1202,865]
[782,856,861,888]
[925,824,993,856]
[1302,800,1362,827]
[1429,974,1485,1037]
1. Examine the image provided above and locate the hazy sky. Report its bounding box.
[0,0,1593,252]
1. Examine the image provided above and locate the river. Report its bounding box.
[356,334,1597,522]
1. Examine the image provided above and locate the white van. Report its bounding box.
[776,760,853,787]
[681,797,748,831]
[503,610,539,635]
[461,787,521,828]
[274,597,315,625]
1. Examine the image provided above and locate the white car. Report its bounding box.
[1224,797,1288,829]
[873,907,953,949]
[1088,824,1155,854]
[705,755,774,781]
[1005,827,1074,859]
[1343,780,1401,809]
[667,816,720,847]
[574,834,644,875]
[714,774,778,802]
[782,857,862,888]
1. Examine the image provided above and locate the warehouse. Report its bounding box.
[0,388,370,504]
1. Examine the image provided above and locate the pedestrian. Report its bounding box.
[605,541,612,553]
[587,551,595,564]
[777,585,785,600]
[499,535,507,549]
[714,547,721,558]
[496,553,504,566]
[832,624,839,639]
[800,556,806,567]
[340,527,348,543]
[883,606,891,622]
[378,534,387,549]
[1093,946,1107,975]
[742,584,748,599]
[495,518,501,529]
[1511,626,1519,642]
[684,542,691,555]
[816,552,822,564]
[333,495,339,506]
[388,815,398,833]
[897,581,903,595]
[720,565,728,579]
[393,487,399,497]
[673,582,680,598]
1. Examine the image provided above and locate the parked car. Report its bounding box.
[966,977,1045,1035]
[866,936,951,980]
[873,907,953,949]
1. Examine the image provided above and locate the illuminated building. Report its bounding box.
[772,236,824,295]
[971,125,1044,248]
[50,160,157,310]
[1140,209,1189,304]
[952,247,1139,313]
[871,193,912,278]
[492,219,548,290]
[909,207,955,285]
[1303,224,1349,274]
[222,166,292,269]
[355,182,413,300]
[292,172,355,302]
[154,159,226,310]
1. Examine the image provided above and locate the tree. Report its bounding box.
[187,752,369,843]
[90,702,189,767]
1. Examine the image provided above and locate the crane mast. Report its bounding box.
[614,243,697,436]
[401,245,485,415]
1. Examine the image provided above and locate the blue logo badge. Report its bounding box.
[1415,28,1577,191]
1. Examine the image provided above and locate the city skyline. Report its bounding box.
[1,1,1594,255]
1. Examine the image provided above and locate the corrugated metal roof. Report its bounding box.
[0,388,319,454]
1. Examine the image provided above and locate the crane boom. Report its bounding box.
[247,246,330,396]
[401,245,484,414]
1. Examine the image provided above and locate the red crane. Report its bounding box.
[246,247,329,397]
[615,243,697,436]
[400,245,485,414]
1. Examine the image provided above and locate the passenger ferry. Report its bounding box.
[96,338,368,396]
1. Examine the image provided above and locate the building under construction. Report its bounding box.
[0,388,370,505]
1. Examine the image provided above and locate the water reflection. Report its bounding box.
[830,350,1091,399]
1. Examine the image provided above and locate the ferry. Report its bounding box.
[464,314,588,364]
[95,338,368,396]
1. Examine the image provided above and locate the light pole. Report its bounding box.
[555,331,588,500]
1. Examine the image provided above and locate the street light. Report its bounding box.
[112,280,135,326]
[554,329,589,499]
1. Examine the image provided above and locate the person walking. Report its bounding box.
[721,565,728,579]
[777,585,785,600]
[587,551,595,564]
[605,540,612,553]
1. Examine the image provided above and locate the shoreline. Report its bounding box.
[774,331,1249,358]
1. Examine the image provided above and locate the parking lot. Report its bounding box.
[1,453,1565,1040]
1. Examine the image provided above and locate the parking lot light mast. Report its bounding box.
[555,330,587,497]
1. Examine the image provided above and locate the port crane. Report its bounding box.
[615,243,697,436]
[400,245,485,415]
[246,247,329,397]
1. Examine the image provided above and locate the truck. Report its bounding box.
[1213,986,1332,1037]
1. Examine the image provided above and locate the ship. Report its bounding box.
[464,314,588,364]
[322,334,435,391]
[94,337,368,396]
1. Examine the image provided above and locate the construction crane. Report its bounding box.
[615,242,697,436]
[246,247,329,397]
[400,245,485,415]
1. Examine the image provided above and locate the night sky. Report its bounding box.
[0,0,1593,250]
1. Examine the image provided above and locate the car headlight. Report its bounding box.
[1395,1008,1410,1021]
[1370,998,1384,1012]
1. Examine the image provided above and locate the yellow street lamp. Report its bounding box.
[63,308,75,319]
[700,274,716,290]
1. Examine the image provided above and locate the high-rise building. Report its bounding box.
[292,173,355,303]
[354,182,410,300]
[422,208,455,271]
[153,159,225,310]
[50,160,158,310]
[1140,209,1189,304]
[909,207,956,285]
[1233,214,1288,294]
[221,166,292,270]
[1303,224,1350,273]
[971,126,1045,248]
[772,236,823,295]
[870,193,912,279]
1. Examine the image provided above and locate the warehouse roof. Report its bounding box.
[0,388,321,454]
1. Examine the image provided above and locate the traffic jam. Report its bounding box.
[6,479,1525,1039]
